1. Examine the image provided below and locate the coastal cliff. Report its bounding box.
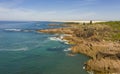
[37,21,120,74]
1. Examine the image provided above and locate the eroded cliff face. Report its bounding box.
[37,22,120,74]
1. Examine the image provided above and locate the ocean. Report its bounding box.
[0,21,89,74]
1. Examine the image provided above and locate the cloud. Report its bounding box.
[0,0,97,21]
[0,5,98,21]
[0,7,58,21]
[0,0,98,21]
[0,0,119,21]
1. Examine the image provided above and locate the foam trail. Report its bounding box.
[4,29,21,32]
[4,29,35,32]
[0,47,28,51]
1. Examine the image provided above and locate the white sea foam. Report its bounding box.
[64,41,69,44]
[83,66,85,69]
[5,29,20,31]
[0,47,28,51]
[49,37,63,42]
[64,48,71,51]
[49,36,70,45]
[4,29,35,32]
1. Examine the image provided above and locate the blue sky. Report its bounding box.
[0,0,120,21]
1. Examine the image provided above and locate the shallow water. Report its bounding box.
[0,21,89,74]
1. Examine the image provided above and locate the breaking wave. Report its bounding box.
[49,37,63,42]
[49,36,69,45]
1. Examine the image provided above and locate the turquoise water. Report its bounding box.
[0,21,89,74]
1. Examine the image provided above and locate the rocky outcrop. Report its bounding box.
[37,28,74,34]
[38,23,120,73]
[85,59,120,73]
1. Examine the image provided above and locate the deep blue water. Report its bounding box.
[0,21,89,74]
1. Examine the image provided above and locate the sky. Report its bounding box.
[0,0,120,21]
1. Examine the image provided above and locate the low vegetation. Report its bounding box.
[96,21,120,41]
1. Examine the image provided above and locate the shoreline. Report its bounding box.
[49,20,106,23]
[37,21,120,74]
